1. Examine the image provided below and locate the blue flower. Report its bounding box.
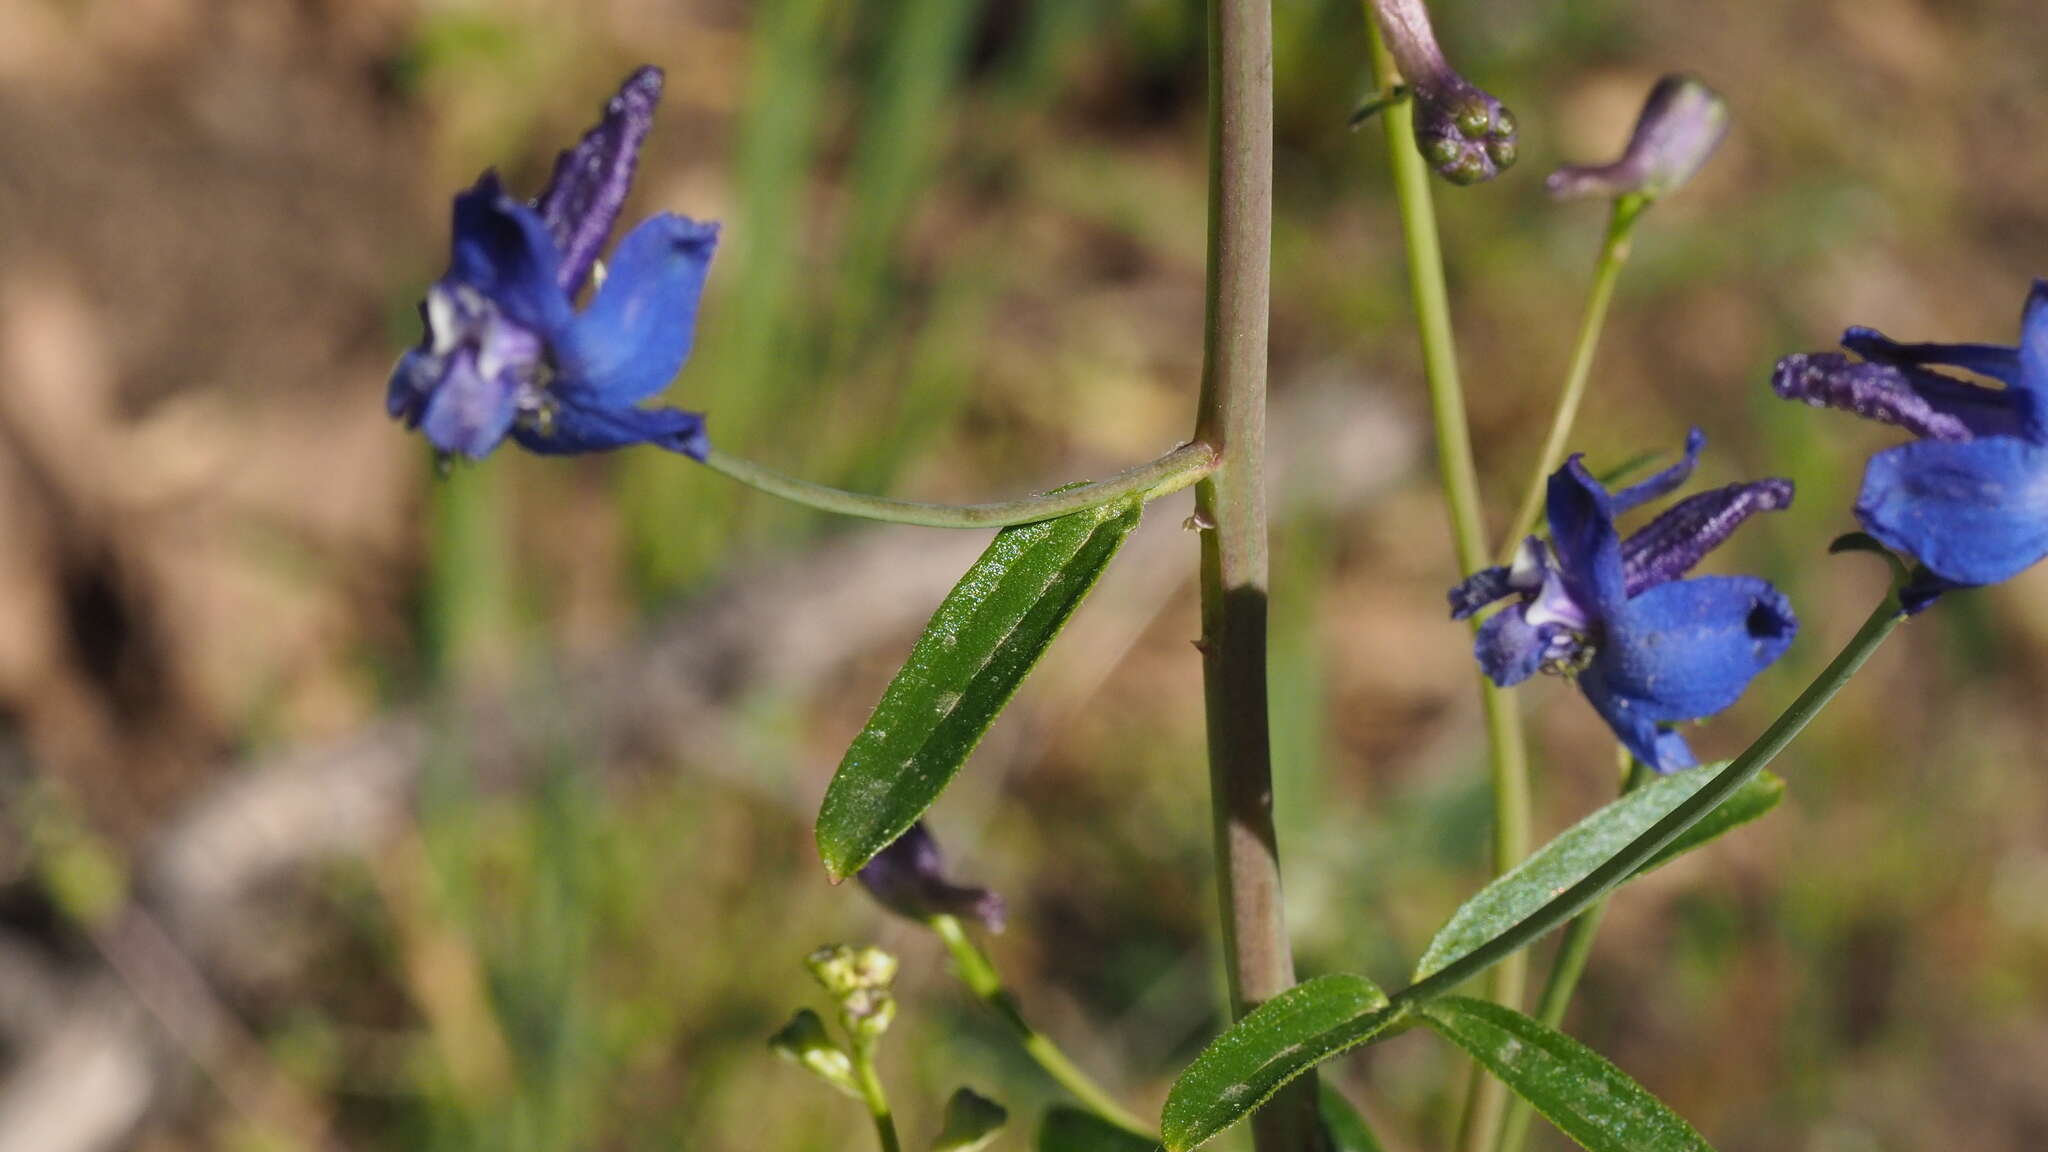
[1449,432,1798,773]
[388,66,717,461]
[1773,281,2048,612]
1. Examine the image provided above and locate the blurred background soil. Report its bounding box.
[0,1,2044,1149]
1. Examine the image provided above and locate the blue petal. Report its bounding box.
[1596,574,1797,723]
[1474,609,1546,687]
[2016,278,2048,441]
[1545,458,1626,621]
[449,174,575,339]
[416,351,520,459]
[388,346,431,424]
[1609,427,1705,513]
[1841,326,2019,385]
[511,397,708,459]
[1856,436,2048,586]
[1576,678,1698,774]
[557,214,719,405]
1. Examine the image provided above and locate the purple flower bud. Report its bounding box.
[1369,0,1518,185]
[1547,75,1729,203]
[856,823,1006,933]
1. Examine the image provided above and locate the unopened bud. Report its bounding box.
[1369,0,1518,184]
[842,988,897,1040]
[1547,75,1728,203]
[768,1009,859,1097]
[806,944,864,998]
[857,823,1007,932]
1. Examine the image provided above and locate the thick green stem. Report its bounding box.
[1392,593,1904,1011]
[1194,1,1318,1149]
[850,1038,902,1152]
[1497,196,1646,559]
[931,916,1153,1137]
[1361,18,1531,1151]
[700,440,1216,529]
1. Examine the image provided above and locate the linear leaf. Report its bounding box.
[1415,762,1761,981]
[1161,974,1395,1152]
[1419,998,1713,1152]
[1036,1107,1159,1152]
[816,498,1143,878]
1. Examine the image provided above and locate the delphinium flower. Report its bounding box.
[856,822,1006,932]
[1367,0,1518,185]
[388,66,718,461]
[1773,282,2048,612]
[1450,432,1798,772]
[1546,75,1729,204]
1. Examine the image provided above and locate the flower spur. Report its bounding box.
[1773,280,2048,612]
[1450,432,1797,772]
[388,66,718,462]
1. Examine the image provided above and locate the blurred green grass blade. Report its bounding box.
[1414,761,1773,982]
[1160,974,1395,1152]
[816,497,1143,878]
[1419,997,1713,1152]
[828,0,980,360]
[623,0,833,589]
[1317,1084,1388,1152]
[933,1088,1009,1152]
[1037,1106,1159,1152]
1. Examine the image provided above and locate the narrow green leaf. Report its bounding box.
[1036,1107,1159,1152]
[1416,762,1743,981]
[933,1087,1008,1152]
[1161,974,1395,1152]
[1317,1084,1389,1152]
[1640,771,1783,873]
[816,498,1144,878]
[1419,998,1712,1152]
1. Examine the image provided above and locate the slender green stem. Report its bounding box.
[1390,592,1904,1011]
[1496,196,1647,560]
[699,440,1218,529]
[1494,755,1648,1152]
[1361,17,1531,1151]
[850,1037,903,1152]
[1195,1,1318,1149]
[930,916,1154,1137]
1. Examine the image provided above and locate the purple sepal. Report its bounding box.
[1621,478,1794,596]
[535,66,664,299]
[856,823,1006,933]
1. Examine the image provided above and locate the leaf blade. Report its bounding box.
[1419,997,1713,1152]
[1415,762,1770,982]
[817,498,1144,878]
[1639,771,1783,873]
[1160,974,1395,1152]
